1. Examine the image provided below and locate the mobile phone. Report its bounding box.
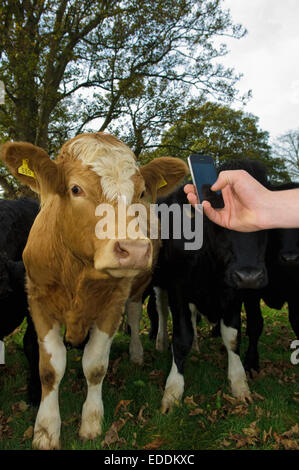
[187,154,224,208]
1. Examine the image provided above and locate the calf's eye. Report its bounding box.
[71,185,84,196]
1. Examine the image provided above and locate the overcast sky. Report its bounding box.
[219,0,299,141]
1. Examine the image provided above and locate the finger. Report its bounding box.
[187,192,199,205]
[202,200,224,226]
[184,184,195,194]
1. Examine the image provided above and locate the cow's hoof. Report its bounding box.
[79,425,102,441]
[161,389,182,414]
[79,407,102,440]
[129,344,144,365]
[161,397,175,414]
[231,379,252,403]
[32,428,60,450]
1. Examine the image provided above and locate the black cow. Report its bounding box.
[149,159,269,413]
[0,197,40,405]
[243,182,299,374]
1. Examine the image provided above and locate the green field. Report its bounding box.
[0,303,298,450]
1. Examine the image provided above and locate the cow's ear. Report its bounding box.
[0,141,64,196]
[140,157,189,201]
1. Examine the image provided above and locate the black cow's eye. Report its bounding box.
[140,191,145,199]
[71,185,83,196]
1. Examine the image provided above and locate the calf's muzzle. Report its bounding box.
[231,266,268,289]
[114,240,151,269]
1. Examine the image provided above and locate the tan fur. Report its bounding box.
[0,132,189,448]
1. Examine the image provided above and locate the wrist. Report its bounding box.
[257,188,299,230]
[256,189,281,230]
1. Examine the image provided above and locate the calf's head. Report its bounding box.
[224,230,268,289]
[208,223,268,290]
[274,229,299,266]
[1,133,188,278]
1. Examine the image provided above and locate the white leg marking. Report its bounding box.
[127,300,144,365]
[154,287,169,352]
[189,303,199,352]
[33,324,66,450]
[161,355,184,414]
[220,319,251,400]
[79,327,113,440]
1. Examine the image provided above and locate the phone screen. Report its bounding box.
[188,154,224,208]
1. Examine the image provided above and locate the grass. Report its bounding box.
[0,303,298,451]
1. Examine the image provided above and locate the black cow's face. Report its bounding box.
[222,230,268,289]
[275,229,299,266]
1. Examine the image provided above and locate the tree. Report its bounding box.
[0,1,247,146]
[151,101,289,181]
[0,0,248,196]
[273,129,299,181]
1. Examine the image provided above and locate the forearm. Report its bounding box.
[259,188,299,229]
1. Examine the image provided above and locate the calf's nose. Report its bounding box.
[114,239,151,268]
[279,252,299,265]
[232,267,267,289]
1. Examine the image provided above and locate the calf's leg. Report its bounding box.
[243,294,263,374]
[33,323,66,450]
[79,325,113,440]
[127,300,144,365]
[161,287,194,413]
[23,314,41,406]
[154,287,169,352]
[220,316,251,401]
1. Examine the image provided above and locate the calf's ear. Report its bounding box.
[0,141,64,196]
[140,157,189,201]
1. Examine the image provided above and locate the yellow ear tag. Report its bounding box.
[18,159,36,178]
[158,176,167,189]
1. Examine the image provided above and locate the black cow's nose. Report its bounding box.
[279,252,299,265]
[231,268,266,289]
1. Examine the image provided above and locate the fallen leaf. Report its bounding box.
[137,403,148,424]
[220,439,231,447]
[184,395,197,407]
[189,408,205,416]
[11,400,29,414]
[222,393,237,405]
[252,391,265,401]
[281,438,299,450]
[242,421,260,438]
[142,436,165,450]
[22,426,33,441]
[101,419,126,447]
[230,404,249,417]
[281,424,299,438]
[263,427,272,443]
[113,399,132,417]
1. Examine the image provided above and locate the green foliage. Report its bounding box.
[150,101,289,181]
[0,0,247,146]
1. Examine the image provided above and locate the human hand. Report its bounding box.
[184,170,271,232]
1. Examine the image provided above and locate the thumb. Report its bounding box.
[211,171,233,192]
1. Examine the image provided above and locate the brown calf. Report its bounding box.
[1,132,188,449]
